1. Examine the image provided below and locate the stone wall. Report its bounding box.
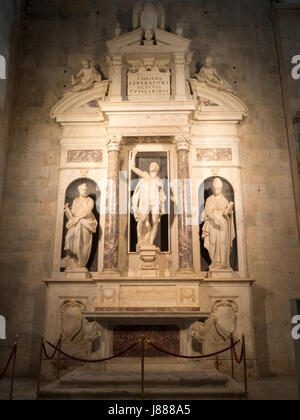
[271,3,300,239]
[0,0,300,377]
[0,0,21,218]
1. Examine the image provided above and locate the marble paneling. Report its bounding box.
[196,148,232,162]
[67,150,103,163]
[113,325,180,357]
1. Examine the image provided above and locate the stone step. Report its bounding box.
[60,369,228,388]
[40,382,244,400]
[40,369,245,400]
[101,357,215,372]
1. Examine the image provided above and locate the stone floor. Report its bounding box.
[0,376,298,400]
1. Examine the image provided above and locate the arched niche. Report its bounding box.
[60,178,100,272]
[198,176,238,272]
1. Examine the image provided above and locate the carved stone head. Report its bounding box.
[149,162,159,177]
[81,59,91,69]
[78,183,88,197]
[212,177,223,196]
[205,56,214,68]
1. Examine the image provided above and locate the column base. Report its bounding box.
[65,268,92,280]
[176,268,195,277]
[101,269,121,277]
[208,268,233,279]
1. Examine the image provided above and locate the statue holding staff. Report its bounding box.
[63,183,98,269]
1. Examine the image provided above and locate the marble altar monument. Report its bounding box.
[43,1,256,379]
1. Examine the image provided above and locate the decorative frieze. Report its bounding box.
[125,136,173,144]
[196,148,232,162]
[67,150,103,163]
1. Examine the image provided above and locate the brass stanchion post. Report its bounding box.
[9,335,19,401]
[56,334,62,381]
[242,335,248,400]
[36,336,44,400]
[140,334,145,401]
[230,334,234,379]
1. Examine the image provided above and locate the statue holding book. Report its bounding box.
[202,178,235,271]
[63,183,98,269]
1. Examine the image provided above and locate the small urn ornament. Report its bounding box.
[176,22,184,37]
[115,22,122,37]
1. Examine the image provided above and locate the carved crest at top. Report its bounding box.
[133,2,165,43]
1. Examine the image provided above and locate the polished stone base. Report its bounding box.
[137,245,160,278]
[39,368,245,400]
[42,275,256,381]
[65,268,91,280]
[208,268,233,279]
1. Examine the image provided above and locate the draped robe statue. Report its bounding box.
[202,178,235,271]
[197,56,234,93]
[64,183,98,269]
[65,59,102,94]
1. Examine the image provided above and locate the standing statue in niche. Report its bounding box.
[202,178,235,271]
[131,151,166,250]
[196,56,234,93]
[63,183,98,269]
[65,59,102,94]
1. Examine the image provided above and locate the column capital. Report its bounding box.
[174,134,191,151]
[106,135,123,152]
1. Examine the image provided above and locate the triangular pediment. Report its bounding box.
[106,29,144,54]
[189,78,248,121]
[155,28,191,51]
[106,28,190,55]
[50,81,109,123]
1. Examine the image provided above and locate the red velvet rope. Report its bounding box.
[148,340,240,359]
[45,340,139,363]
[231,337,244,364]
[42,338,61,360]
[0,345,17,381]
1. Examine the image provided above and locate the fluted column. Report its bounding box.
[175,135,194,273]
[103,135,123,274]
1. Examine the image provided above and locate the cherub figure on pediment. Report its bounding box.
[65,59,103,95]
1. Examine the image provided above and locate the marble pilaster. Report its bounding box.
[103,135,122,274]
[174,53,187,100]
[175,135,194,273]
[106,55,123,101]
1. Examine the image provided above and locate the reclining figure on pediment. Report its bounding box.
[192,56,234,94]
[64,59,104,95]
